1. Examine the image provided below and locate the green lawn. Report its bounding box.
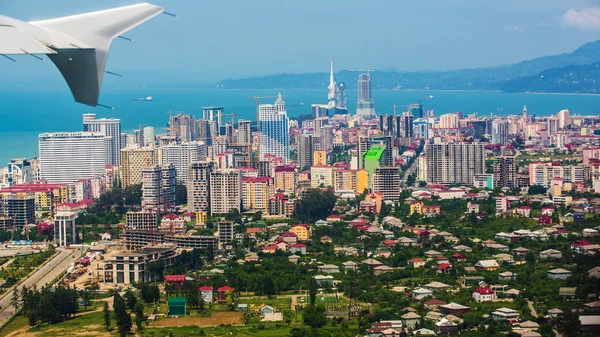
[237,296,291,311]
[142,325,293,337]
[0,314,29,336]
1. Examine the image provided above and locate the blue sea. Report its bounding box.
[1,88,599,164]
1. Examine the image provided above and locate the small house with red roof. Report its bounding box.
[438,263,452,274]
[290,243,307,255]
[351,219,368,229]
[513,206,531,218]
[199,286,213,303]
[473,287,496,302]
[326,214,342,223]
[165,275,187,289]
[320,235,332,244]
[408,258,426,268]
[37,222,53,235]
[281,232,298,244]
[538,214,552,225]
[423,205,441,217]
[217,286,235,303]
[571,240,592,253]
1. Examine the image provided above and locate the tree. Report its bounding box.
[140,284,160,303]
[113,293,132,337]
[303,304,326,329]
[11,288,20,313]
[309,277,318,305]
[124,290,137,310]
[556,309,581,337]
[528,185,547,195]
[263,277,275,298]
[294,188,337,223]
[103,301,111,331]
[81,289,91,311]
[134,302,145,330]
[176,183,187,205]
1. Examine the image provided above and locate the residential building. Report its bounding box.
[169,113,196,142]
[242,177,273,212]
[259,93,290,163]
[474,174,494,189]
[493,156,517,188]
[313,150,328,166]
[141,164,176,213]
[473,287,496,302]
[297,134,315,170]
[120,147,157,188]
[187,161,213,213]
[217,220,234,248]
[210,169,242,214]
[290,224,312,241]
[2,158,33,187]
[491,118,509,145]
[82,113,122,165]
[311,166,335,188]
[372,167,401,200]
[160,142,207,184]
[425,142,485,185]
[274,166,296,192]
[39,132,109,184]
[356,73,375,117]
[54,204,79,247]
[0,193,35,228]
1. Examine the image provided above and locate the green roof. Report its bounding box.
[364,145,385,160]
[168,297,186,305]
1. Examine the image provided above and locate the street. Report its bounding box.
[0,247,85,327]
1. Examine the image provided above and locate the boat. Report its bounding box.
[134,96,153,102]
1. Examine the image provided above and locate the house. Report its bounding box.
[326,214,342,223]
[452,253,467,262]
[288,254,300,263]
[436,256,450,264]
[412,328,435,335]
[259,305,275,315]
[168,297,186,316]
[164,275,187,288]
[409,201,424,215]
[498,271,517,281]
[513,247,530,256]
[440,302,471,315]
[438,263,452,273]
[408,258,426,268]
[423,205,441,217]
[493,253,514,262]
[236,303,248,312]
[342,261,359,272]
[290,224,312,241]
[453,245,473,252]
[548,268,572,279]
[547,308,563,318]
[217,286,235,303]
[491,307,520,323]
[435,318,459,335]
[579,315,600,334]
[584,301,600,312]
[539,249,562,259]
[424,281,452,292]
[290,243,307,255]
[318,264,340,274]
[361,258,384,268]
[320,235,333,243]
[472,287,496,302]
[520,320,540,332]
[467,202,480,214]
[424,250,442,258]
[411,288,433,300]
[514,206,531,217]
[314,275,334,287]
[101,232,111,241]
[559,287,577,297]
[281,232,298,244]
[424,299,446,309]
[475,260,500,271]
[199,286,213,303]
[571,240,593,253]
[374,265,394,275]
[401,312,422,329]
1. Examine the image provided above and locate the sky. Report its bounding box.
[0,0,599,85]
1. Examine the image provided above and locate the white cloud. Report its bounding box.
[507,25,524,33]
[562,7,600,30]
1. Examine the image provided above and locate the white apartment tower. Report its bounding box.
[83,114,122,165]
[160,141,207,184]
[39,132,109,184]
[210,168,242,214]
[188,161,214,212]
[259,93,290,163]
[141,164,176,213]
[425,142,486,185]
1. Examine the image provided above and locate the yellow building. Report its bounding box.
[313,150,328,166]
[120,148,157,188]
[274,166,296,193]
[196,211,208,226]
[290,224,312,241]
[409,201,424,216]
[242,177,274,212]
[355,170,369,194]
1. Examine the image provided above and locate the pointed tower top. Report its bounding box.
[277,92,282,100]
[330,61,334,75]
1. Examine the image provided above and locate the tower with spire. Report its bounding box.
[523,105,528,121]
[327,61,337,109]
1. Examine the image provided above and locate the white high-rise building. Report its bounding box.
[259,93,290,163]
[82,114,122,165]
[39,132,109,184]
[356,73,375,117]
[160,141,207,184]
[141,164,176,213]
[237,119,252,145]
[143,126,155,147]
[558,109,570,129]
[210,168,242,214]
[492,118,509,145]
[188,161,214,212]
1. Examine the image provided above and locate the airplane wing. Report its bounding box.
[0,25,56,55]
[29,3,164,107]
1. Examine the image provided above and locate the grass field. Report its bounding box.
[237,296,291,311]
[142,325,293,337]
[151,312,244,327]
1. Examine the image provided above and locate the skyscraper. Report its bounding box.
[160,142,208,184]
[327,61,337,110]
[493,156,517,188]
[409,104,424,119]
[298,134,315,170]
[356,73,375,117]
[39,132,109,184]
[425,142,486,185]
[141,164,176,213]
[82,114,122,165]
[188,161,213,212]
[396,112,414,141]
[143,126,155,147]
[210,168,242,214]
[259,93,290,163]
[522,105,528,120]
[373,167,401,200]
[169,113,196,142]
[492,118,509,145]
[120,147,157,188]
[237,119,252,145]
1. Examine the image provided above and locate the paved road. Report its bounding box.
[0,247,85,327]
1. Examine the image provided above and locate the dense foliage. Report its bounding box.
[294,188,337,223]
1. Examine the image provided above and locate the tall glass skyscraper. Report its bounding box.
[259,93,290,163]
[356,73,375,117]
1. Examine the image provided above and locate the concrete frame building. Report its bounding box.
[120,147,157,188]
[210,168,242,214]
[54,205,79,247]
[160,141,207,184]
[373,167,401,200]
[188,161,213,213]
[425,142,486,185]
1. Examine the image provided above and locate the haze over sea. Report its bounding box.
[1,88,599,164]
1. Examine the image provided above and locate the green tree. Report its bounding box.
[263,277,275,298]
[294,188,337,223]
[113,293,132,337]
[556,309,581,337]
[309,277,318,305]
[303,304,326,329]
[103,301,111,331]
[81,289,91,311]
[11,288,20,313]
[134,302,145,330]
[528,185,547,195]
[124,290,137,310]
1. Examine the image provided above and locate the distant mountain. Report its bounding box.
[501,62,600,94]
[216,40,600,92]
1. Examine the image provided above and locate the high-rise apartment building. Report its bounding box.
[143,126,155,147]
[372,167,401,200]
[210,168,242,214]
[242,177,273,212]
[298,134,315,170]
[120,147,157,188]
[396,112,414,143]
[413,119,431,139]
[39,132,109,184]
[492,118,509,145]
[187,161,213,213]
[217,220,234,248]
[493,156,517,188]
[356,73,375,117]
[141,164,176,213]
[274,166,296,192]
[3,158,32,187]
[0,193,35,228]
[313,150,328,166]
[160,142,207,184]
[237,119,252,145]
[409,104,424,119]
[82,114,122,165]
[425,142,486,185]
[439,113,460,129]
[169,113,196,142]
[259,94,290,163]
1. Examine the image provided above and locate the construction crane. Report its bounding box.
[248,95,279,165]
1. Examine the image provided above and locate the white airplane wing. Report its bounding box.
[0,3,164,107]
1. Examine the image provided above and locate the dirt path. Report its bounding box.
[151,312,243,327]
[527,299,538,317]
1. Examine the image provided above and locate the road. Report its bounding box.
[526,299,538,317]
[0,247,85,327]
[401,156,419,187]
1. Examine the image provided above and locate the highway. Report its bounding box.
[0,247,85,327]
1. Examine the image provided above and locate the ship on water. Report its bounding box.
[134,96,153,102]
